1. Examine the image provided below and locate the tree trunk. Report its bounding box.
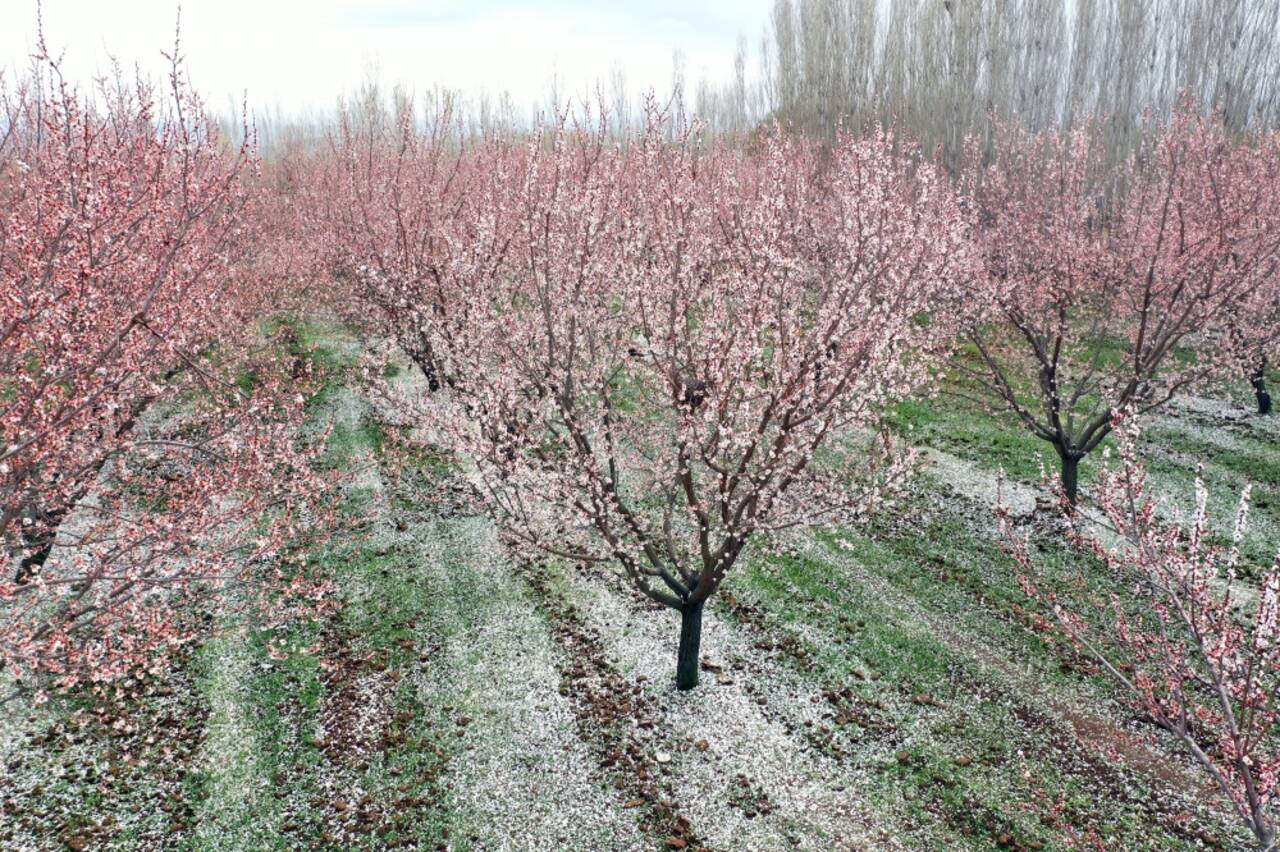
[675,599,704,691]
[408,338,443,392]
[1060,452,1081,507]
[1253,817,1275,852]
[1251,361,1271,415]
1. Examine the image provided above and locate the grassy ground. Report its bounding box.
[2,322,1273,850]
[721,484,1241,849]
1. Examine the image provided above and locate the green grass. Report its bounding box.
[887,394,1068,482]
[9,319,1272,851]
[186,369,465,848]
[189,616,328,851]
[318,417,387,470]
[717,479,1247,849]
[1138,414,1280,570]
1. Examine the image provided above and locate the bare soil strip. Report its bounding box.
[1,664,207,850]
[355,359,655,849]
[400,513,653,850]
[557,564,897,851]
[514,560,711,851]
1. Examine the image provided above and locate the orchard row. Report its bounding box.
[4,47,1280,847]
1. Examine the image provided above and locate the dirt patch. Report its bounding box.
[516,561,708,851]
[558,564,897,850]
[717,588,900,761]
[1008,702,1225,848]
[1,655,209,849]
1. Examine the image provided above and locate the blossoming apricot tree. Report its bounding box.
[0,44,330,694]
[1234,275,1280,415]
[1004,413,1280,850]
[321,93,467,390]
[341,107,972,689]
[965,110,1280,503]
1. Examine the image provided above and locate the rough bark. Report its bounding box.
[1060,450,1082,506]
[675,599,705,691]
[1251,359,1272,415]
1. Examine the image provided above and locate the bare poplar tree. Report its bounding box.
[708,0,1280,168]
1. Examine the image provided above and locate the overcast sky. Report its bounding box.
[3,1,773,117]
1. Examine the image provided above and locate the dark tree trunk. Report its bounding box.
[1255,820,1275,852]
[418,358,441,393]
[1251,361,1271,415]
[14,535,56,584]
[1060,451,1081,506]
[407,337,443,392]
[675,599,704,691]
